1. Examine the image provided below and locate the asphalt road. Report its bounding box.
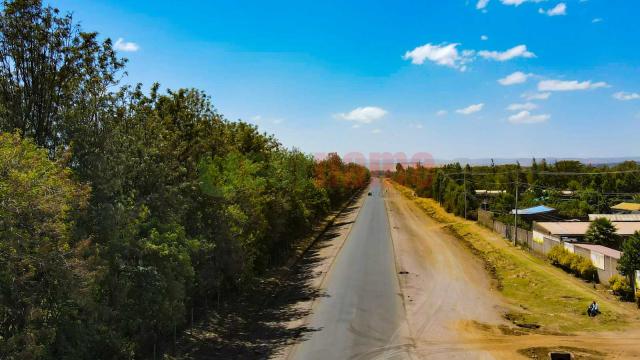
[290,181,413,360]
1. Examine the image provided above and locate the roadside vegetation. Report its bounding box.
[0,1,369,359]
[547,245,599,282]
[391,181,639,334]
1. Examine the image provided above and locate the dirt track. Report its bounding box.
[385,181,507,359]
[385,181,640,359]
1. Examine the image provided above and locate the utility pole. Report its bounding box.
[514,169,519,246]
[463,169,467,220]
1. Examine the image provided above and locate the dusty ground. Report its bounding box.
[385,180,640,359]
[385,181,507,359]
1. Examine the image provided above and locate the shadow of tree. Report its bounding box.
[174,204,359,359]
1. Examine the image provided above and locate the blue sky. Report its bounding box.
[51,0,640,160]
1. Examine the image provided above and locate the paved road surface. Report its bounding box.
[289,180,413,360]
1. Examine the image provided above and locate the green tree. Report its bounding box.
[0,132,89,358]
[618,232,640,291]
[0,0,125,155]
[585,217,620,248]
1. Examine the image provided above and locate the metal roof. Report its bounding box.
[511,205,556,215]
[611,202,640,212]
[588,214,640,222]
[535,221,640,236]
[475,190,506,195]
[574,243,622,259]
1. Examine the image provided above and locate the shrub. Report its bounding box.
[547,245,598,282]
[576,257,598,282]
[547,245,565,265]
[609,275,633,299]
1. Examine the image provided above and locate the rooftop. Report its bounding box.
[611,202,640,212]
[511,205,556,216]
[574,243,622,259]
[589,214,640,222]
[535,221,640,236]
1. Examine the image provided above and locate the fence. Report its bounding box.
[476,209,617,283]
[478,209,539,252]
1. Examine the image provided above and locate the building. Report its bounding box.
[511,205,557,222]
[533,221,640,242]
[611,202,640,214]
[572,243,621,283]
[588,214,640,222]
[533,221,640,283]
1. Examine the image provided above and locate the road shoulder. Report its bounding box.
[384,180,505,359]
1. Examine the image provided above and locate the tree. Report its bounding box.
[0,2,374,357]
[0,0,125,155]
[585,217,620,248]
[618,232,640,291]
[0,132,89,358]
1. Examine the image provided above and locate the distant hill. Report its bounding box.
[368,157,640,170]
[432,157,640,167]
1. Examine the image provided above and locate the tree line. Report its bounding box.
[390,159,640,221]
[0,1,369,358]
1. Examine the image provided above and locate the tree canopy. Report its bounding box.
[585,218,620,248]
[618,232,640,286]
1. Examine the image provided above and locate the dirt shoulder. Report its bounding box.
[387,180,640,359]
[384,180,506,359]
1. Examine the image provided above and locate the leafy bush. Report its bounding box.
[609,275,633,299]
[575,256,598,281]
[547,245,566,265]
[547,245,599,282]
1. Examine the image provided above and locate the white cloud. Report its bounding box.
[523,92,551,100]
[477,0,490,9]
[501,0,526,5]
[352,124,361,129]
[403,43,472,71]
[335,106,388,123]
[114,38,139,52]
[508,111,550,124]
[500,0,547,6]
[501,0,546,6]
[507,102,538,111]
[538,79,609,91]
[436,110,448,116]
[456,103,484,115]
[478,45,535,61]
[481,35,489,41]
[371,128,382,134]
[613,92,640,101]
[498,71,532,86]
[539,3,566,16]
[592,18,603,23]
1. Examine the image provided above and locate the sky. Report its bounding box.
[50,0,640,161]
